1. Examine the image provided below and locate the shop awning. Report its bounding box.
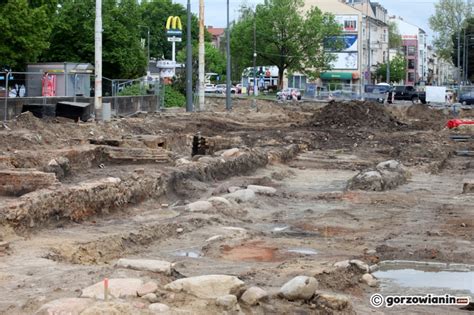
[320,72,353,80]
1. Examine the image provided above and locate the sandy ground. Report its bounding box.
[0,98,473,314]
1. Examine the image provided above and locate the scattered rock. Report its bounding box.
[176,228,184,233]
[215,294,238,309]
[241,286,268,306]
[361,273,378,287]
[137,281,159,297]
[350,260,369,273]
[0,241,10,251]
[369,264,379,273]
[81,278,143,300]
[207,196,233,207]
[347,160,410,191]
[463,180,474,194]
[142,293,159,303]
[225,189,256,203]
[149,303,170,313]
[116,259,172,275]
[228,186,241,193]
[164,275,245,299]
[176,158,191,166]
[186,200,213,212]
[35,298,92,315]
[247,185,277,196]
[333,260,350,269]
[316,293,351,311]
[279,276,318,301]
[221,148,241,158]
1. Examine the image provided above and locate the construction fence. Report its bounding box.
[0,72,165,121]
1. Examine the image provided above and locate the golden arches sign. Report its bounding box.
[166,16,182,31]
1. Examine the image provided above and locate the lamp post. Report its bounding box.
[94,0,103,120]
[225,0,232,111]
[139,25,150,71]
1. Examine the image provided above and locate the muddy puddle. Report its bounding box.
[374,261,474,295]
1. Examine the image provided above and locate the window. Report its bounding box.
[407,46,416,56]
[408,60,415,69]
[288,75,307,90]
[408,73,415,82]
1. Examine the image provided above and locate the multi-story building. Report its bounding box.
[298,0,388,87]
[389,16,428,85]
[207,26,225,50]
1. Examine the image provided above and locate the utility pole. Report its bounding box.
[186,0,193,112]
[225,0,232,111]
[252,11,257,107]
[139,25,150,70]
[198,0,205,111]
[94,0,103,120]
[458,29,461,83]
[386,28,390,83]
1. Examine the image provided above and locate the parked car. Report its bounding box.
[215,84,237,94]
[235,84,243,94]
[459,91,474,105]
[388,85,426,104]
[204,84,218,93]
[277,88,301,101]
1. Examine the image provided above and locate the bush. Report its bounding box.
[164,85,185,108]
[118,83,147,96]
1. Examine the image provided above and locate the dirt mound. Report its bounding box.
[312,101,403,130]
[406,104,449,130]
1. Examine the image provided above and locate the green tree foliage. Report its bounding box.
[376,54,407,83]
[230,0,341,88]
[44,0,146,78]
[388,21,402,50]
[0,0,52,69]
[429,0,473,60]
[164,85,185,108]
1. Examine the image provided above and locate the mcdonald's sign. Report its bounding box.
[166,16,183,38]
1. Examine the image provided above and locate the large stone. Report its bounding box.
[347,171,383,191]
[361,273,378,287]
[316,293,351,311]
[164,275,245,299]
[35,298,92,315]
[186,200,213,212]
[137,281,159,296]
[149,303,170,313]
[116,259,172,275]
[81,278,144,300]
[216,295,238,309]
[333,260,350,269]
[207,196,233,207]
[142,293,159,303]
[247,185,277,196]
[279,276,318,301]
[221,148,241,159]
[240,286,268,306]
[350,260,369,273]
[225,189,256,203]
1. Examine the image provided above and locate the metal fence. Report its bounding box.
[1,71,165,121]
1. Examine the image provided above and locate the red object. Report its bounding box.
[446,119,474,129]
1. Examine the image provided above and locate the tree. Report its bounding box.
[429,0,473,61]
[0,0,53,69]
[376,54,407,83]
[388,21,402,50]
[230,0,342,88]
[43,0,147,78]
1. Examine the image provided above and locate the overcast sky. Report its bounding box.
[173,0,438,39]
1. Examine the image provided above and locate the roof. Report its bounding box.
[207,26,225,37]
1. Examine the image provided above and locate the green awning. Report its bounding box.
[320,72,353,80]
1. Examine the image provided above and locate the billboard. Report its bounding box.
[335,15,358,32]
[325,35,358,52]
[330,52,358,70]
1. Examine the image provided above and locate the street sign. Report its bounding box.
[167,37,182,42]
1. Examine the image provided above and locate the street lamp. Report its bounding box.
[225,0,232,111]
[139,25,150,71]
[185,0,193,112]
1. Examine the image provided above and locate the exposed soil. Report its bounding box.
[0,97,473,314]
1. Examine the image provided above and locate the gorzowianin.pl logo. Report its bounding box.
[370,294,471,308]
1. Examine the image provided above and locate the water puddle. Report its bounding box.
[172,250,202,258]
[287,248,318,255]
[374,261,474,295]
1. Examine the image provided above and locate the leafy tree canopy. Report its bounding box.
[376,54,407,83]
[230,0,342,88]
